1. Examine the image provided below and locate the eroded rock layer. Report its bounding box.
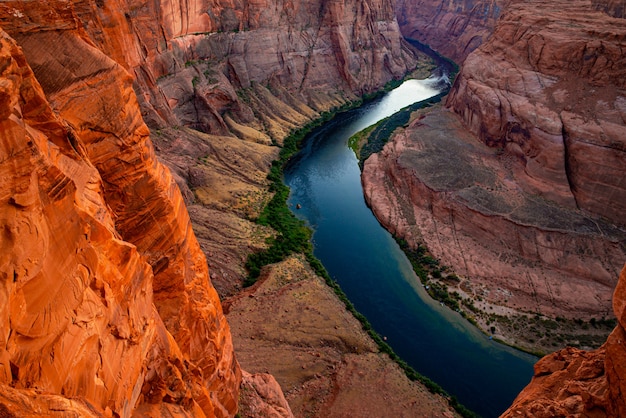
[0,10,239,418]
[362,0,626,353]
[363,106,626,322]
[447,0,626,225]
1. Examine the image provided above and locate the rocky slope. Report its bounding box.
[362,0,626,354]
[225,255,457,418]
[502,265,626,417]
[395,0,508,63]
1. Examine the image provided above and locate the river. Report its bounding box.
[283,77,537,417]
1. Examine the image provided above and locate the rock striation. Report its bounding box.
[502,265,626,417]
[447,0,626,225]
[395,0,507,63]
[0,7,240,418]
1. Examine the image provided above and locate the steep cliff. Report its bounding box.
[0,10,240,418]
[51,0,422,297]
[447,0,626,225]
[395,0,507,63]
[362,0,626,354]
[502,265,626,417]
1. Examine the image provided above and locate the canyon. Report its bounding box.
[0,0,459,417]
[364,0,626,352]
[361,0,626,415]
[1,0,625,417]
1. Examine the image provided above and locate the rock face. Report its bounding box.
[63,0,419,135]
[502,265,626,417]
[363,106,626,322]
[395,0,507,63]
[362,0,626,353]
[0,8,239,418]
[447,0,626,225]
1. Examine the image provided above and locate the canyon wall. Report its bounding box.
[395,0,508,63]
[0,4,241,417]
[447,0,626,225]
[362,0,626,354]
[65,0,420,135]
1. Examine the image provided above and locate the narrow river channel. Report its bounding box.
[283,77,537,417]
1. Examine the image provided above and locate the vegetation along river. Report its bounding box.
[283,75,537,417]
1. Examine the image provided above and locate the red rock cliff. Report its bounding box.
[395,0,507,63]
[447,0,626,225]
[62,0,419,134]
[0,4,240,417]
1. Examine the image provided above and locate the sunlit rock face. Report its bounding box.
[0,4,240,416]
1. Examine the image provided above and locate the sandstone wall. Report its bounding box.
[362,108,626,322]
[446,0,626,226]
[64,0,419,135]
[0,4,240,416]
[395,0,507,63]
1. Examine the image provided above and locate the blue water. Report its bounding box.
[284,78,536,417]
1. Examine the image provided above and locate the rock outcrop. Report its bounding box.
[0,8,239,418]
[502,265,626,417]
[362,106,625,326]
[447,0,626,225]
[362,0,626,354]
[395,0,507,63]
[225,255,457,418]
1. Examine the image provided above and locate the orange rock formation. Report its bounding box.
[395,0,507,63]
[502,265,626,417]
[0,8,239,418]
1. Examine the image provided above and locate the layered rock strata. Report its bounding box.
[363,0,626,350]
[0,13,239,418]
[395,0,507,63]
[447,0,626,226]
[363,107,625,323]
[502,266,626,417]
